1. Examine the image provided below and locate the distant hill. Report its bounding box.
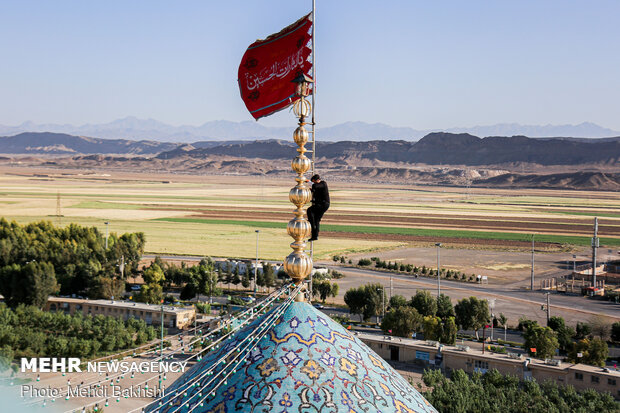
[1,117,618,142]
[159,133,620,166]
[2,131,619,168]
[0,132,177,154]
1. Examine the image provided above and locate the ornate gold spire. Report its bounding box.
[283,75,314,286]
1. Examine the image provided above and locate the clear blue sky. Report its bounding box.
[1,1,619,130]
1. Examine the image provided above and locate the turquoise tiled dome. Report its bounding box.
[150,301,436,412]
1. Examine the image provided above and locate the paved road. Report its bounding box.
[325,265,620,325]
[142,254,619,325]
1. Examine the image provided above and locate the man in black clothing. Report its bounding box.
[307,174,330,241]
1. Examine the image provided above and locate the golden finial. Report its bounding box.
[283,74,314,286]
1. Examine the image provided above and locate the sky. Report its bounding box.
[1,1,619,130]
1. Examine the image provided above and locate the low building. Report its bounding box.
[357,332,620,399]
[45,297,195,329]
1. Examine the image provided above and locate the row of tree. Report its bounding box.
[345,284,612,365]
[522,316,610,365]
[422,368,618,412]
[358,257,477,282]
[0,219,145,308]
[380,291,488,345]
[135,257,284,304]
[0,304,159,369]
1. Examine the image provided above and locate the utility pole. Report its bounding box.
[160,302,164,357]
[389,276,393,301]
[592,217,599,288]
[435,243,442,297]
[377,285,385,324]
[530,235,535,291]
[104,221,110,250]
[489,298,496,341]
[377,287,385,324]
[543,292,550,324]
[254,230,259,297]
[56,192,62,226]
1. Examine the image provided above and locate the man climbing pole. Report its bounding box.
[307,174,330,241]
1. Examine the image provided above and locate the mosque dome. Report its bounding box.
[149,299,436,412]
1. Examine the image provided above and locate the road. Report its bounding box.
[142,254,619,325]
[324,265,620,326]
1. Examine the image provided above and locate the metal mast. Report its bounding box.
[309,0,316,300]
[592,217,599,288]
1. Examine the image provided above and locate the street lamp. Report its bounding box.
[254,230,259,297]
[376,287,385,324]
[435,243,442,297]
[530,234,535,291]
[104,221,110,250]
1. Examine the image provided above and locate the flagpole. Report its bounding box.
[309,0,316,302]
[311,0,316,175]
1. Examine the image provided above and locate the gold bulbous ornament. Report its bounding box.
[284,251,313,283]
[289,185,311,207]
[284,84,314,290]
[293,126,308,147]
[291,156,312,175]
[287,218,311,240]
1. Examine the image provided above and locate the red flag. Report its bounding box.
[238,13,313,120]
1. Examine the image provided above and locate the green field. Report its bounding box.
[0,170,619,259]
[155,217,620,247]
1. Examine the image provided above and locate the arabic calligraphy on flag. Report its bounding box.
[238,13,312,120]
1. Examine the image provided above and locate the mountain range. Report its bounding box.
[3,131,618,168]
[158,133,620,166]
[0,117,618,142]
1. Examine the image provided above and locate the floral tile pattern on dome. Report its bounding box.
[149,302,436,413]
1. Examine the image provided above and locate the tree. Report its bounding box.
[242,266,251,289]
[612,322,620,342]
[381,306,421,337]
[225,262,234,292]
[547,316,575,353]
[0,261,59,308]
[388,294,408,309]
[0,345,14,371]
[568,338,609,367]
[232,267,241,290]
[344,288,366,321]
[142,264,165,285]
[589,315,610,341]
[455,297,490,339]
[180,282,197,300]
[441,317,458,345]
[523,323,559,359]
[498,313,508,341]
[409,290,437,317]
[90,276,125,299]
[136,283,163,304]
[263,263,275,292]
[194,258,219,302]
[422,315,457,344]
[344,284,384,322]
[422,368,619,413]
[574,322,592,340]
[436,294,455,319]
[313,280,339,303]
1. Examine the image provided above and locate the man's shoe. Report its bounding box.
[308,237,318,242]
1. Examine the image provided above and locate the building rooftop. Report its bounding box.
[48,296,194,314]
[356,332,620,377]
